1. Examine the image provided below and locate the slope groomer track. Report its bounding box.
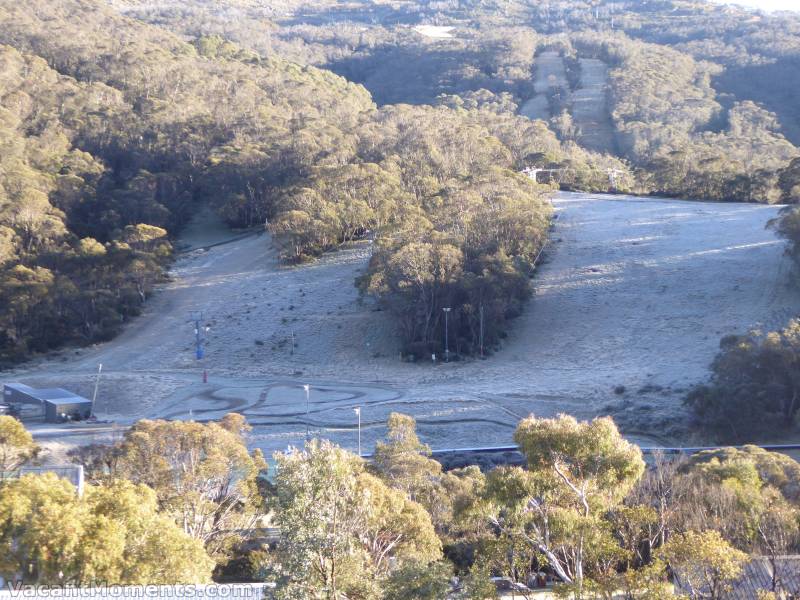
[6,192,799,461]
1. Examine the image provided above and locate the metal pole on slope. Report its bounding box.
[479,304,484,359]
[190,311,207,360]
[195,317,202,359]
[354,407,361,456]
[91,363,103,418]
[303,384,310,441]
[443,307,451,362]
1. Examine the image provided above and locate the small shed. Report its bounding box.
[2,383,93,422]
[41,390,93,422]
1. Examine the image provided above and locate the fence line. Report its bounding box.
[415,443,800,458]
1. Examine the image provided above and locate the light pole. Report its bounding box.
[91,363,103,418]
[354,407,361,456]
[479,303,485,358]
[442,307,451,362]
[303,384,310,441]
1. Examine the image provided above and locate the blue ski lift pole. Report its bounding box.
[190,311,208,360]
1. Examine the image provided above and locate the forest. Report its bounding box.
[0,0,621,360]
[1,0,800,360]
[2,0,800,595]
[3,411,800,598]
[121,0,800,202]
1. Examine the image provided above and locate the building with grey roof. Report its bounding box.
[3,383,93,422]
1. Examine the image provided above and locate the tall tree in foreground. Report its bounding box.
[680,447,800,596]
[0,474,214,585]
[0,415,38,475]
[270,439,441,599]
[371,412,488,539]
[656,530,747,600]
[372,413,447,517]
[472,415,645,593]
[77,414,266,562]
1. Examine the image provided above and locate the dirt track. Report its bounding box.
[6,193,799,458]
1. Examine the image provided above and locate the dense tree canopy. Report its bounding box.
[130,0,800,203]
[268,439,441,599]
[685,319,800,439]
[0,474,214,585]
[0,0,570,360]
[6,0,795,361]
[0,415,38,475]
[70,414,266,562]
[1,411,797,596]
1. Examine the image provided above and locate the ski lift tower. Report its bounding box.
[607,168,626,189]
[188,311,209,360]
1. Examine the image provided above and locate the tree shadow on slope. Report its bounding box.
[325,45,523,106]
[713,58,800,147]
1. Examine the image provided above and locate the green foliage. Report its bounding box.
[371,413,487,539]
[13,0,795,363]
[357,149,553,356]
[4,410,800,596]
[73,414,266,562]
[267,2,797,203]
[656,530,748,600]
[270,439,441,599]
[0,0,374,361]
[0,415,38,474]
[463,415,645,592]
[685,320,800,439]
[0,473,214,585]
[381,560,453,600]
[688,445,800,504]
[193,35,259,63]
[514,414,646,508]
[270,163,410,261]
[771,200,800,267]
[0,0,565,361]
[458,557,499,600]
[678,447,800,558]
[778,158,800,203]
[0,42,173,361]
[372,413,440,502]
[569,32,796,202]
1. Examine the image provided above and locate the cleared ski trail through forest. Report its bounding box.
[519,50,567,121]
[7,193,799,458]
[572,58,616,153]
[518,52,616,154]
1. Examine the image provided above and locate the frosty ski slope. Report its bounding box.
[9,192,799,458]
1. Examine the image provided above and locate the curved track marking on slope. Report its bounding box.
[10,193,800,457]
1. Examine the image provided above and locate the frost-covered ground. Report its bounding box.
[573,58,615,154]
[519,52,616,155]
[519,50,567,121]
[412,25,455,39]
[6,193,799,459]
